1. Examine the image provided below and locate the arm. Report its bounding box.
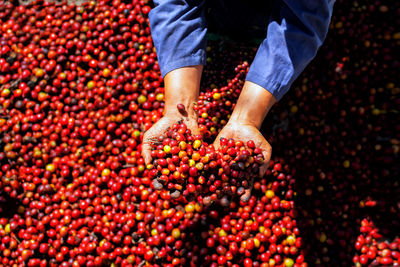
[214,82,275,202]
[143,1,207,164]
[215,0,335,201]
[142,66,203,164]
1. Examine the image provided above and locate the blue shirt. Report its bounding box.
[149,0,335,101]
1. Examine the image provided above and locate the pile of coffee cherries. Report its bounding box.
[0,1,301,266]
[353,219,400,266]
[0,0,398,266]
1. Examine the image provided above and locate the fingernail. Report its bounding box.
[152,179,163,190]
[220,196,230,207]
[241,193,251,202]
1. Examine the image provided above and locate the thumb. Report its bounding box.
[141,133,153,165]
[186,119,201,136]
[213,132,226,151]
[142,142,152,166]
[260,142,272,177]
[213,139,221,151]
[240,176,254,202]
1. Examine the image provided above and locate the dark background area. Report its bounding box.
[202,0,399,265]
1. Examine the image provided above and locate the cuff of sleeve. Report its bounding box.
[245,71,291,102]
[160,54,207,77]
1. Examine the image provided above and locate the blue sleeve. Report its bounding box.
[149,0,207,77]
[246,0,335,101]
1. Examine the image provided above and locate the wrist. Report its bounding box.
[227,116,258,128]
[163,65,202,118]
[230,81,276,129]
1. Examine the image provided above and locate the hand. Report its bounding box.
[214,81,277,202]
[141,65,203,165]
[213,121,272,202]
[142,112,199,165]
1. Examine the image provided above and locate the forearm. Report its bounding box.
[229,81,276,129]
[163,65,203,117]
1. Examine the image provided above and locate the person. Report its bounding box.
[142,0,335,201]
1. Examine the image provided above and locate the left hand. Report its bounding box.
[213,120,272,202]
[213,81,277,202]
